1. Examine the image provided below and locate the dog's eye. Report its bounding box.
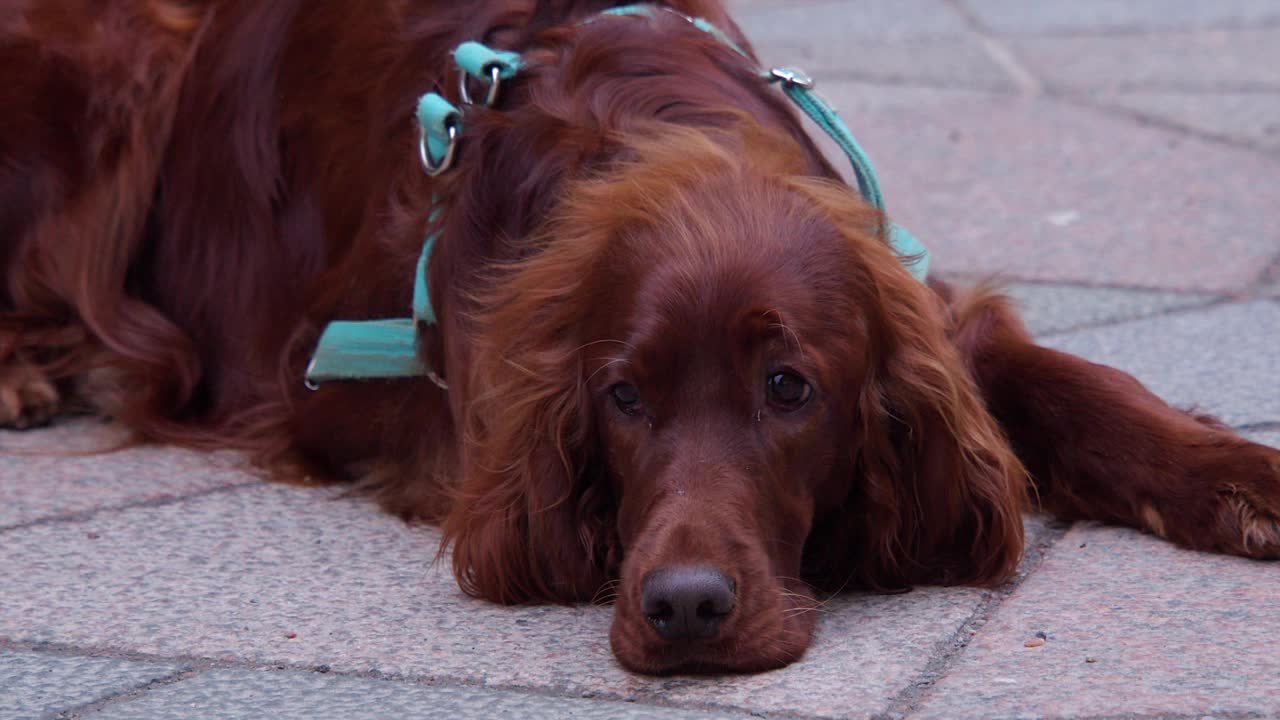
[766,371,811,410]
[610,382,643,415]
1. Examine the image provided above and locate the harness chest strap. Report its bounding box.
[305,4,930,388]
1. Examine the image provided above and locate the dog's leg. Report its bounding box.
[1,5,208,433]
[0,357,60,430]
[940,281,1280,559]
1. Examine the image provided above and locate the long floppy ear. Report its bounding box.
[796,180,1027,591]
[440,235,618,605]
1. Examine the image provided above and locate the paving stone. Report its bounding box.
[1245,430,1280,449]
[764,39,1014,93]
[1098,91,1280,152]
[0,481,1006,718]
[814,88,1280,291]
[988,281,1220,336]
[732,0,969,43]
[961,0,1280,35]
[91,668,742,720]
[1014,29,1280,93]
[0,650,182,720]
[913,524,1280,718]
[1043,301,1280,427]
[728,1,1016,91]
[0,419,260,529]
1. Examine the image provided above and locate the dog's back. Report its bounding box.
[1,0,505,438]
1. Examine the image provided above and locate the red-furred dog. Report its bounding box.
[3,0,1277,674]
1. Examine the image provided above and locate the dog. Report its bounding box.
[3,0,1277,675]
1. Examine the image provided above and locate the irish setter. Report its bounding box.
[3,0,1277,675]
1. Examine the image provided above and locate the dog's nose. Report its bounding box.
[641,564,736,642]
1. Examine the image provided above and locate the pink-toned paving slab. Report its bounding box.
[816,85,1280,292]
[0,420,260,529]
[0,480,1021,719]
[914,525,1280,718]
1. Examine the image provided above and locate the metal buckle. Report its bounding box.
[459,64,504,107]
[770,67,815,89]
[418,120,459,176]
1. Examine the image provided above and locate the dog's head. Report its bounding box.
[441,122,1025,673]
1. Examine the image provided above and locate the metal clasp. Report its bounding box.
[459,64,504,107]
[418,120,459,176]
[770,67,815,89]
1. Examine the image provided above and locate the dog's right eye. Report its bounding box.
[610,382,643,415]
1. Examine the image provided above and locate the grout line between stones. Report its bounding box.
[876,519,1073,720]
[1052,92,1280,158]
[1246,251,1280,295]
[1031,295,1238,341]
[936,270,1232,296]
[0,480,266,536]
[45,667,200,720]
[942,0,1043,95]
[1236,421,1280,434]
[0,639,827,720]
[938,272,1275,341]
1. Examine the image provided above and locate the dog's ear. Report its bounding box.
[794,180,1026,591]
[440,237,618,604]
[850,272,1026,589]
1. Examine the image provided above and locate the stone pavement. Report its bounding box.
[3,2,1278,718]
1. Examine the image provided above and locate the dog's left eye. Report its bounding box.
[610,382,643,415]
[766,371,812,410]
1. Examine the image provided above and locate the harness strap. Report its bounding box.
[305,3,930,388]
[598,5,929,280]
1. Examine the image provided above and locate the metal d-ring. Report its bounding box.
[459,64,504,107]
[418,119,459,176]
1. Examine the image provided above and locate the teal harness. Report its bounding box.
[304,3,929,390]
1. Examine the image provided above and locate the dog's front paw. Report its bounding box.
[0,362,60,430]
[1213,443,1280,559]
[1191,440,1280,560]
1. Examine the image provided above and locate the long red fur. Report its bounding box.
[3,0,1277,675]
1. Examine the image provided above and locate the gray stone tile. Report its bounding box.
[913,524,1280,718]
[0,481,1000,718]
[961,0,1280,35]
[759,40,1015,93]
[808,82,1005,118]
[1099,91,1280,152]
[94,668,741,720]
[1043,301,1280,426]
[0,419,259,529]
[733,0,969,43]
[0,650,181,720]
[816,90,1280,291]
[1246,430,1280,449]
[1014,29,1280,93]
[729,0,1012,92]
[990,282,1220,336]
